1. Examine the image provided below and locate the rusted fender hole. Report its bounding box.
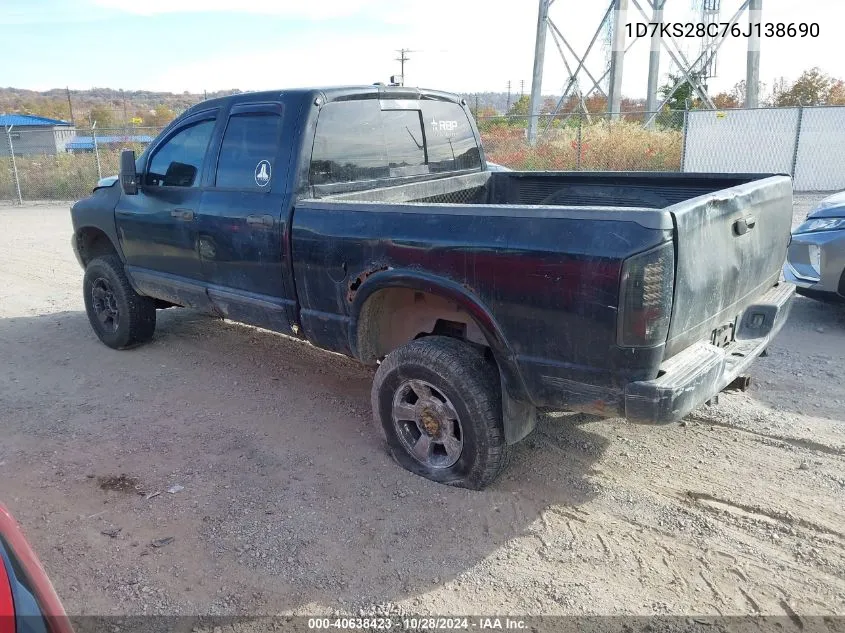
[347,265,390,302]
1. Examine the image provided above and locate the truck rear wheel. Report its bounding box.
[83,255,156,349]
[371,336,508,490]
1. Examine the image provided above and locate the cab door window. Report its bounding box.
[145,119,215,187]
[214,113,282,190]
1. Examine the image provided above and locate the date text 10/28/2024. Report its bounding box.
[626,22,819,39]
[307,617,527,630]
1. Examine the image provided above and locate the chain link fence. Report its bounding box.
[683,105,845,191]
[3,105,842,203]
[1,126,163,203]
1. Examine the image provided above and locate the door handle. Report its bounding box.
[246,214,274,228]
[733,216,756,236]
[171,208,194,221]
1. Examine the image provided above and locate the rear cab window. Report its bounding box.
[310,98,480,186]
[215,109,282,190]
[420,101,482,173]
[383,110,427,177]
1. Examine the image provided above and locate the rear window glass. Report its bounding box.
[310,99,481,186]
[383,110,426,177]
[421,101,482,173]
[310,100,388,185]
[215,113,282,190]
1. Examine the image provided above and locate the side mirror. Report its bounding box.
[119,149,138,195]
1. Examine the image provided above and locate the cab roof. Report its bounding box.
[185,86,464,116]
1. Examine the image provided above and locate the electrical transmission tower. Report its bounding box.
[527,0,764,143]
[698,0,721,82]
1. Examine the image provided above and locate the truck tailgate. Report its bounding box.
[665,175,793,357]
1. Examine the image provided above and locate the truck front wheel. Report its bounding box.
[83,255,156,349]
[371,336,508,490]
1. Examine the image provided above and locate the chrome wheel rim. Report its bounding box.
[392,379,463,469]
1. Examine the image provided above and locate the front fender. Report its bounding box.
[70,183,123,265]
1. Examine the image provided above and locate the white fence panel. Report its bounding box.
[683,108,799,175]
[793,107,845,191]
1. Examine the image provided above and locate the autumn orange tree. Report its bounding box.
[772,68,845,106]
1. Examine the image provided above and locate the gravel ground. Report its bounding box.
[0,195,844,620]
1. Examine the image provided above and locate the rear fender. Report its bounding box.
[349,270,536,444]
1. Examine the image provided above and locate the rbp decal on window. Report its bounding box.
[429,118,459,135]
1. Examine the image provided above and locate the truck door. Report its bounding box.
[195,102,296,334]
[115,111,217,309]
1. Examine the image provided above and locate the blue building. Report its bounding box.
[65,134,154,153]
[0,114,75,156]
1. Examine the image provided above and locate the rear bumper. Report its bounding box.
[624,282,794,424]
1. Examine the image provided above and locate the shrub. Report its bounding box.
[481,118,683,172]
[0,148,137,201]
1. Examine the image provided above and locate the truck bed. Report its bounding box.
[319,170,765,210]
[298,171,793,410]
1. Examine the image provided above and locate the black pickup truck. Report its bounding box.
[70,86,794,489]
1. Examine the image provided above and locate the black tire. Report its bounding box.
[372,336,508,490]
[83,254,156,349]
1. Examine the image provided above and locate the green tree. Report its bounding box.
[658,72,702,111]
[141,107,177,127]
[89,105,116,128]
[773,67,842,106]
[508,94,530,116]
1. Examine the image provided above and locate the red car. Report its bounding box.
[0,504,73,633]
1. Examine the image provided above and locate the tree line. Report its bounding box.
[0,87,242,129]
[2,67,842,129]
[493,66,845,117]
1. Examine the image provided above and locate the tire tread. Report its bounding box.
[372,336,508,490]
[84,254,156,349]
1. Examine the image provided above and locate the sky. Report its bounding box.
[1,0,843,101]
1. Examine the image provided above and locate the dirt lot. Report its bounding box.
[1,196,844,620]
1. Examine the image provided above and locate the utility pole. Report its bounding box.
[395,49,412,86]
[645,0,665,120]
[607,0,629,119]
[520,79,525,97]
[528,0,551,144]
[506,80,512,112]
[121,88,127,126]
[65,87,74,124]
[746,0,762,107]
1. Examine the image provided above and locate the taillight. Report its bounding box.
[618,242,674,347]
